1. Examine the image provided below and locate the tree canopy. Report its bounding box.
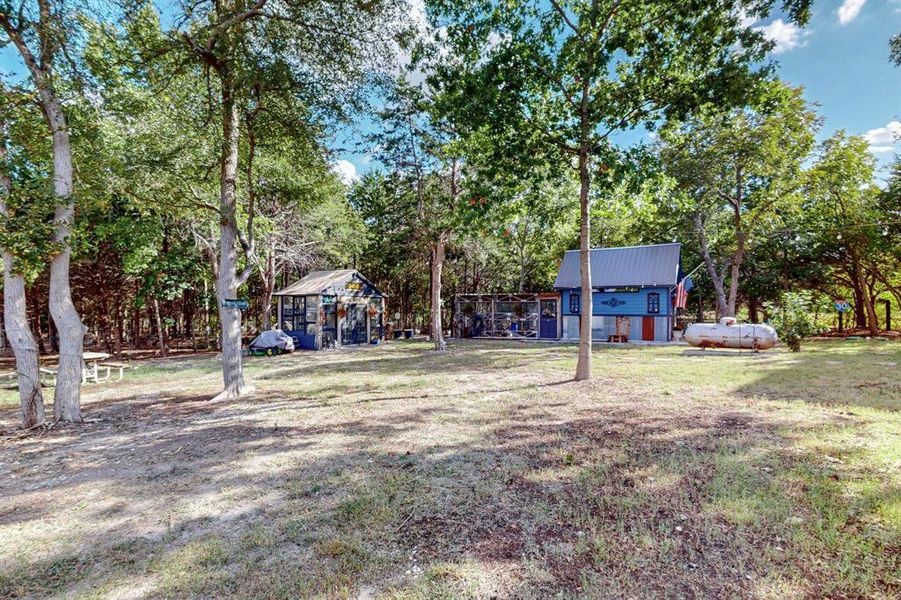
[0,0,898,428]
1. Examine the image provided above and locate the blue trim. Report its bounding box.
[561,287,673,317]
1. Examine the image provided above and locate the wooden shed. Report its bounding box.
[273,270,386,350]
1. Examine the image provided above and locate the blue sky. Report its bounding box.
[762,0,900,175]
[2,0,898,183]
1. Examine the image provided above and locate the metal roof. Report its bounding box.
[553,243,681,289]
[273,269,385,297]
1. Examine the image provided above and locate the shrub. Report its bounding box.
[766,292,821,351]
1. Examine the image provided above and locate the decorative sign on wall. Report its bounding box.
[601,297,626,308]
[345,281,363,292]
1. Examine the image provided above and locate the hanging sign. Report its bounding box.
[223,298,249,310]
[834,299,849,312]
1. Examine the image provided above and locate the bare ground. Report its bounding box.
[0,340,898,599]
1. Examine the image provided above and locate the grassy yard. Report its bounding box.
[0,339,898,599]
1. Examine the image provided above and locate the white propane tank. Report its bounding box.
[683,317,778,350]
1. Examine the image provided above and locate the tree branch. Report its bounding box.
[549,0,582,37]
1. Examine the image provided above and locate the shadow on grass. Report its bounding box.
[1,384,896,599]
[731,343,901,412]
[1,340,898,598]
[262,342,573,382]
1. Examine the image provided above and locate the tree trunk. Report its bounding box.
[203,278,212,349]
[3,256,46,428]
[517,235,528,293]
[31,295,46,355]
[848,265,867,328]
[695,214,729,318]
[98,278,112,354]
[113,293,123,358]
[47,120,84,422]
[850,247,879,336]
[3,16,85,421]
[260,248,276,331]
[261,296,273,331]
[1,147,46,428]
[183,289,194,338]
[152,297,168,357]
[574,148,592,381]
[131,305,140,348]
[426,250,434,338]
[726,209,744,317]
[430,240,447,351]
[748,297,759,324]
[213,79,250,400]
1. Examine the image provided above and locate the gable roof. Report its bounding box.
[273,269,385,297]
[553,243,681,289]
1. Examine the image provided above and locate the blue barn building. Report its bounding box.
[554,243,681,342]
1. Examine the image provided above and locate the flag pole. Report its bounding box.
[683,262,705,282]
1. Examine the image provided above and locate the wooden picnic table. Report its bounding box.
[39,352,129,386]
[83,352,111,384]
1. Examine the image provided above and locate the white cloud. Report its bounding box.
[863,121,901,154]
[332,160,358,185]
[755,19,808,54]
[737,8,758,29]
[837,0,866,25]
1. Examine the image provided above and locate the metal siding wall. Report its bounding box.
[591,316,617,340]
[655,316,670,341]
[630,316,643,339]
[562,315,580,339]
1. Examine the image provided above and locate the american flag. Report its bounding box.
[674,279,688,309]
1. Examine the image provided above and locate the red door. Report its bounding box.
[642,316,655,341]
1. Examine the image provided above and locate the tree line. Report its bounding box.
[1,0,898,428]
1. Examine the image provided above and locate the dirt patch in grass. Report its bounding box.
[0,340,898,598]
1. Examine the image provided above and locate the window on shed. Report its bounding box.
[282,296,318,334]
[569,293,580,314]
[647,292,660,314]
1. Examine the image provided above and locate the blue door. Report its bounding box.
[540,299,558,338]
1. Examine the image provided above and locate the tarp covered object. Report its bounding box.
[250,330,295,352]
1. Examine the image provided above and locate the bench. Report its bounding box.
[35,361,130,386]
[0,370,17,390]
[99,362,129,381]
[39,367,59,386]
